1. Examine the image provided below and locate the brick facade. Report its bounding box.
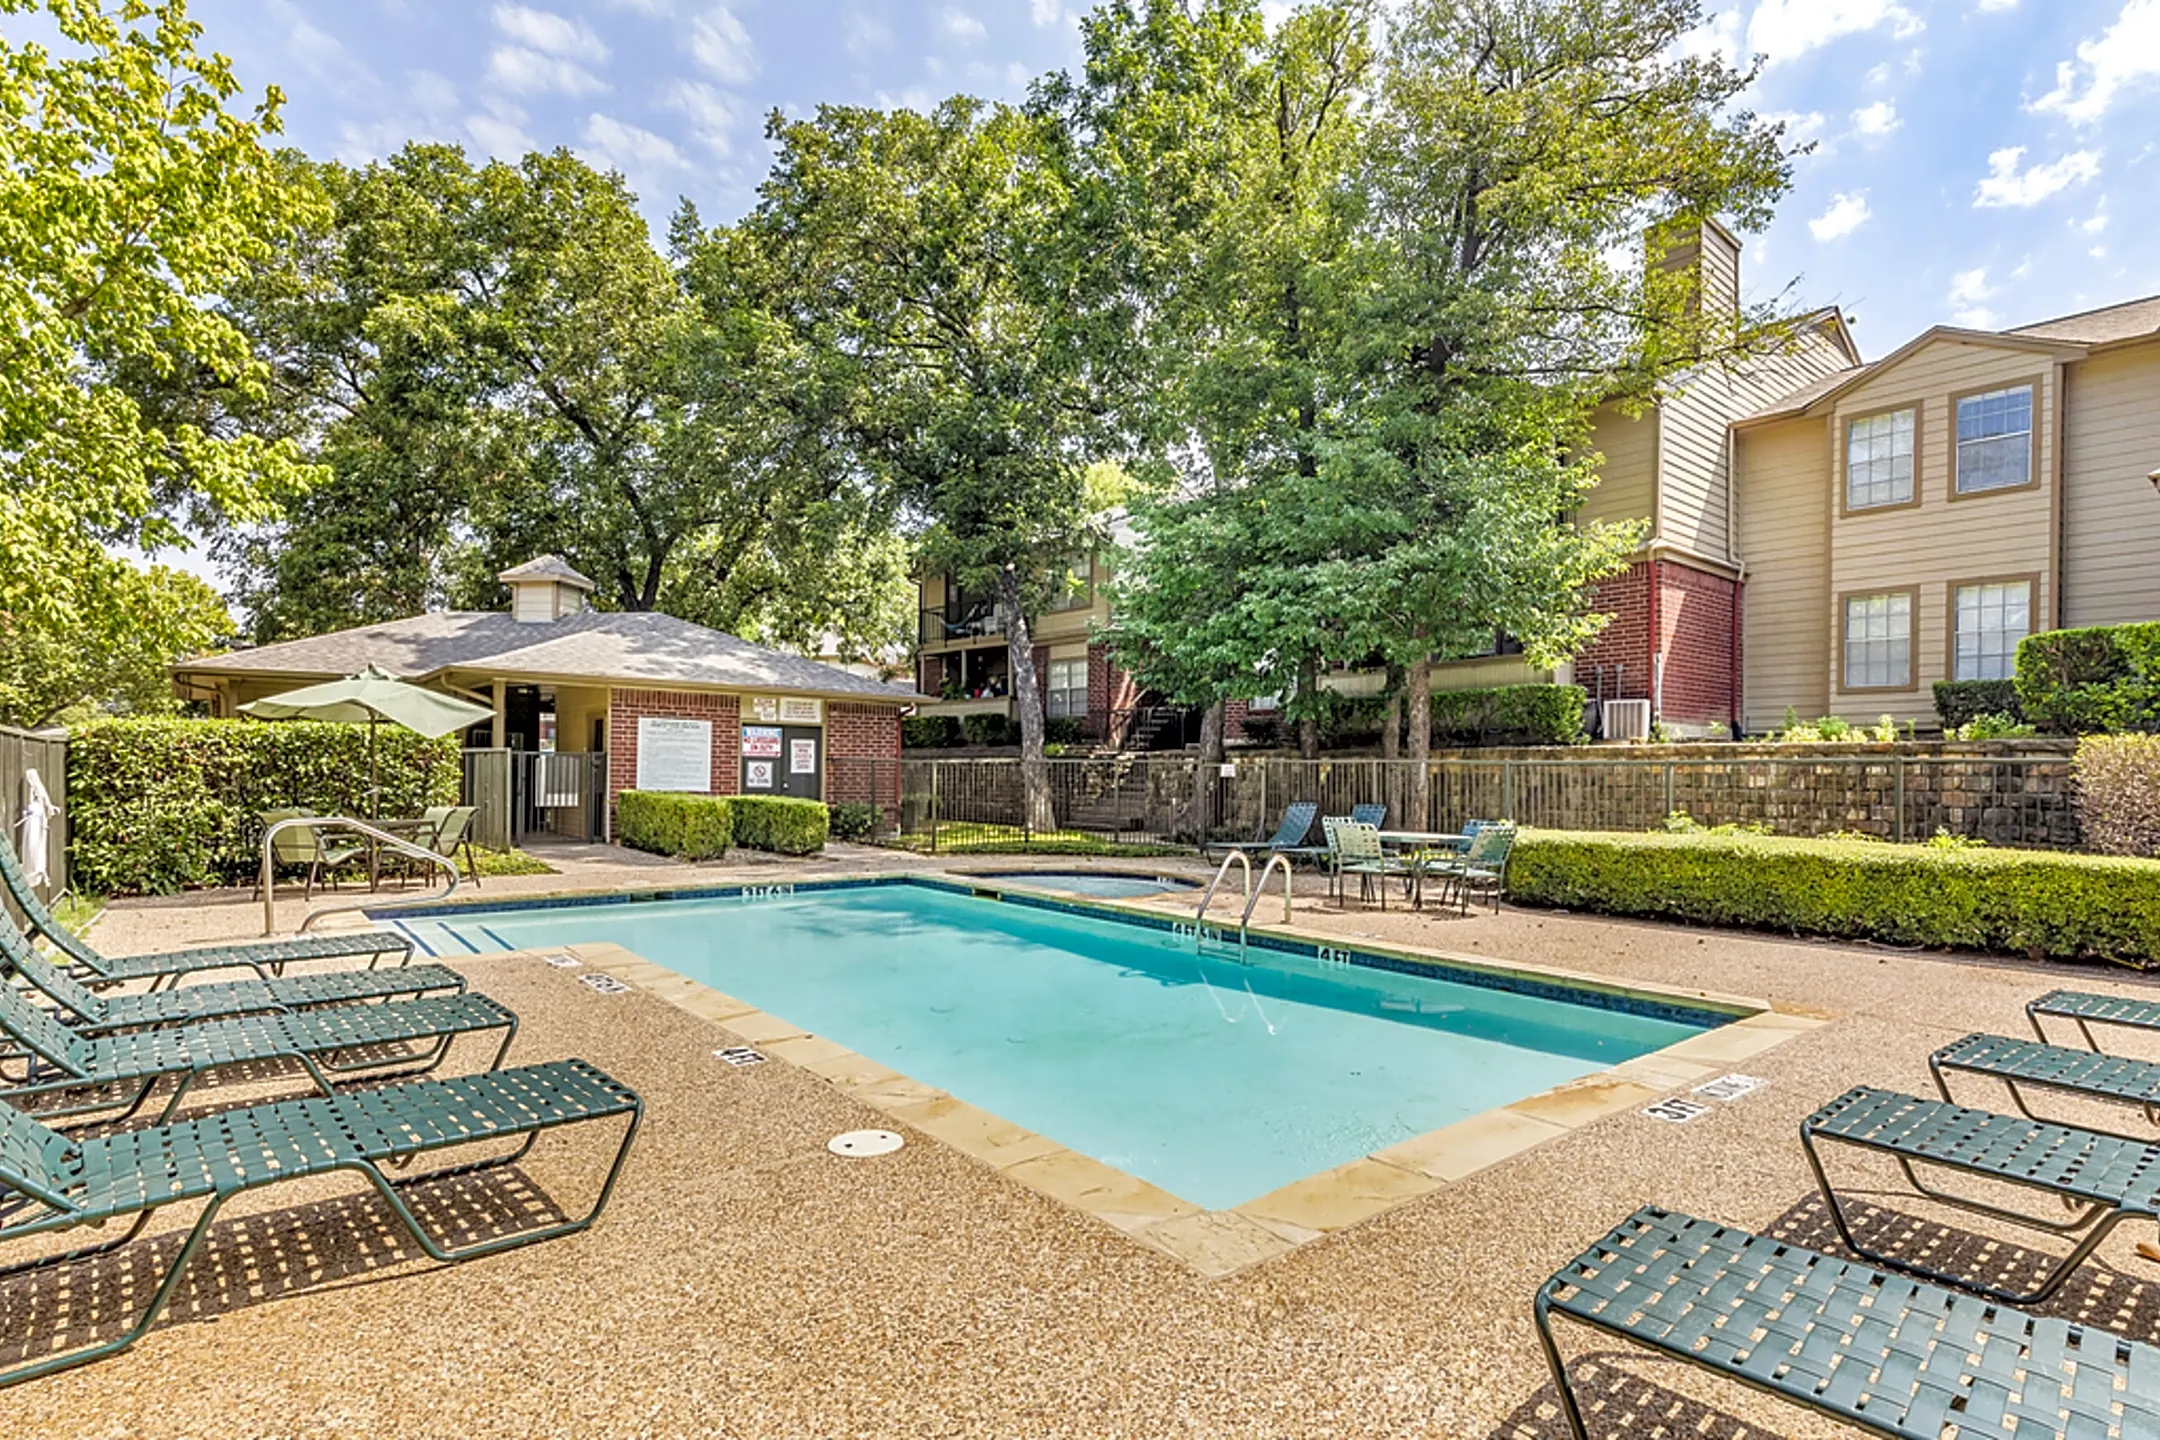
[1087,642,1143,741]
[607,689,741,832]
[1574,558,1743,729]
[825,702,903,817]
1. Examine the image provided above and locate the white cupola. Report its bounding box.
[498,555,596,623]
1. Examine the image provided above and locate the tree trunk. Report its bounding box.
[998,567,1055,834]
[1405,653,1432,831]
[1378,673,1402,826]
[1180,700,1225,840]
[1297,652,1320,760]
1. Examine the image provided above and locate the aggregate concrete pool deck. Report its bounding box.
[20,849,2160,1438]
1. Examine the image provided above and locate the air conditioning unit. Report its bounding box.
[1602,699,1653,742]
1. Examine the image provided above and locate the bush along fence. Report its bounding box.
[615,792,830,860]
[69,717,462,895]
[1507,829,2160,966]
[893,742,2082,854]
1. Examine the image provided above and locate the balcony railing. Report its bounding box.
[919,604,1007,646]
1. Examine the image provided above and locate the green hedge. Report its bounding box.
[617,791,733,859]
[68,717,463,895]
[903,715,960,749]
[2016,622,2160,734]
[728,795,829,855]
[1508,829,2160,963]
[827,802,880,842]
[1933,679,2022,731]
[1431,684,1587,747]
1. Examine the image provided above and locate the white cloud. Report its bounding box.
[467,103,537,158]
[583,112,687,174]
[666,80,742,158]
[1947,268,1998,328]
[1747,0,1921,67]
[690,6,758,85]
[1030,0,1072,26]
[1976,0,2016,9]
[492,4,605,59]
[1763,109,1826,144]
[939,6,985,42]
[2031,0,2160,126]
[2080,201,2109,234]
[408,69,460,114]
[1864,62,1891,86]
[1851,100,1899,135]
[486,45,607,95]
[1808,191,1871,240]
[606,0,670,11]
[2091,244,2109,258]
[1677,8,1742,66]
[1973,146,2102,208]
[842,7,891,57]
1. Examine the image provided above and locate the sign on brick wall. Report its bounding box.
[636,717,712,792]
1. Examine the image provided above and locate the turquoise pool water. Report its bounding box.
[394,884,1714,1209]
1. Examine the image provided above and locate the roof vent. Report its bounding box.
[498,555,595,624]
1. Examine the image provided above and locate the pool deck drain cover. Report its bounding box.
[829,1129,904,1158]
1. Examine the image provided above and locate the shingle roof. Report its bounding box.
[2008,294,2160,346]
[177,611,924,703]
[496,554,595,589]
[1738,363,1871,423]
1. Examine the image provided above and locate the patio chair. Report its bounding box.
[1430,821,1516,915]
[259,808,369,900]
[1536,1204,2160,1440]
[428,804,483,886]
[1202,801,1322,862]
[1801,1084,2160,1305]
[1322,818,1417,910]
[0,1058,640,1387]
[1930,1031,2160,1138]
[0,836,413,989]
[2,918,466,1036]
[0,964,520,1126]
[1348,802,1387,829]
[2026,989,2160,1051]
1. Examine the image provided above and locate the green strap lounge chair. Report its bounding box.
[1202,801,1322,861]
[0,1058,640,1388]
[1424,822,1517,915]
[2028,989,2160,1051]
[1932,1031,2160,1136]
[2,922,466,1036]
[1537,1205,2160,1440]
[1801,1085,2160,1305]
[0,838,411,990]
[0,976,519,1126]
[1348,802,1387,830]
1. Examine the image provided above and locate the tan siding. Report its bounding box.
[2061,341,2160,627]
[1578,404,1657,531]
[1737,416,1831,730]
[1828,340,2059,724]
[1699,228,1740,318]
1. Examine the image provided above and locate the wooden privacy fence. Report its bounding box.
[895,748,2083,853]
[0,725,68,908]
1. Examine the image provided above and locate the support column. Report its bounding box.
[491,679,506,749]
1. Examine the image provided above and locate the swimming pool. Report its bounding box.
[390,880,1725,1210]
[968,870,1200,899]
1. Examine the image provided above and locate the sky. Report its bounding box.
[175,0,2160,356]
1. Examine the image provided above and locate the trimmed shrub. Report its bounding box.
[827,802,880,842]
[960,713,1019,747]
[68,717,462,895]
[1508,828,2160,963]
[1431,684,1587,747]
[729,795,829,855]
[1933,679,2022,731]
[1045,717,1088,746]
[617,791,732,859]
[2016,622,2160,734]
[2076,735,2160,858]
[903,714,960,749]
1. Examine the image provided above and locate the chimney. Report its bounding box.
[497,555,595,623]
[1646,216,1741,319]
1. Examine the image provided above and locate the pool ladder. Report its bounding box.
[1195,849,1294,959]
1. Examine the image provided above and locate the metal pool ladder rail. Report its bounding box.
[1240,853,1293,935]
[1196,849,1251,953]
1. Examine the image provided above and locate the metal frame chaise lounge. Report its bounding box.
[3,922,467,1036]
[0,1058,641,1387]
[0,976,519,1126]
[1203,801,1323,862]
[0,838,411,990]
[2027,989,2160,1052]
[1931,1031,2160,1137]
[1801,1084,2160,1305]
[1537,1204,2160,1440]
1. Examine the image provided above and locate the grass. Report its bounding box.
[473,847,557,878]
[882,824,1192,859]
[52,891,105,932]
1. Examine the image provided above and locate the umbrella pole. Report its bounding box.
[370,716,380,820]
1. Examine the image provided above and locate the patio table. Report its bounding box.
[1373,833,1471,910]
[369,816,442,890]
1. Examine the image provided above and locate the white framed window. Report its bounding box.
[1045,554,1094,612]
[1846,408,1915,510]
[1955,385,2033,494]
[1045,658,1088,718]
[1954,581,2031,682]
[1843,591,1913,690]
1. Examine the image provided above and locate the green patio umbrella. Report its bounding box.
[240,665,495,817]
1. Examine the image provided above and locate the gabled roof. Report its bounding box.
[497,554,595,590]
[175,611,925,704]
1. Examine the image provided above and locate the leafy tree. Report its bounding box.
[0,0,320,640]
[0,562,233,727]
[752,100,1118,829]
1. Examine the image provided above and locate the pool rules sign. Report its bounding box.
[635,717,712,792]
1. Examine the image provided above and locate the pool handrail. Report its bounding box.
[1240,853,1294,938]
[1196,849,1252,949]
[260,815,460,937]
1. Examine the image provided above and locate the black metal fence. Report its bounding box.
[892,752,2082,853]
